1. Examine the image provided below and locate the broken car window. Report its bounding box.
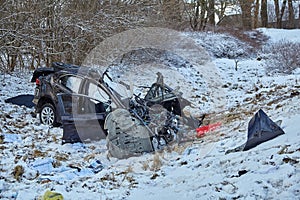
[88,82,110,103]
[59,75,82,93]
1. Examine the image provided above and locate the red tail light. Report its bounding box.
[35,78,40,85]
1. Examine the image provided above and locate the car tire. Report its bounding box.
[39,103,57,126]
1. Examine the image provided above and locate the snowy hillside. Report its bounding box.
[0,29,299,200]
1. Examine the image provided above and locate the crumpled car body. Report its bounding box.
[33,62,198,158]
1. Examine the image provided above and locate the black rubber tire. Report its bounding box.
[39,103,57,126]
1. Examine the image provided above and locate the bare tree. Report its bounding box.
[208,0,215,27]
[287,0,295,28]
[0,0,166,72]
[240,0,253,30]
[274,0,281,27]
[279,0,287,28]
[254,0,260,28]
[5,0,299,73]
[215,0,229,20]
[261,0,268,27]
[184,0,211,31]
[162,0,184,29]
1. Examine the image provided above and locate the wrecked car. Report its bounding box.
[32,62,122,127]
[32,62,199,158]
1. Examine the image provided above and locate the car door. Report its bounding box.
[57,81,112,144]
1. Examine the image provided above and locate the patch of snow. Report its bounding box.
[258,28,300,43]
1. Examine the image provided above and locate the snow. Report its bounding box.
[258,28,300,43]
[0,28,300,200]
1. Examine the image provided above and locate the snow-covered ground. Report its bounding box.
[258,28,300,43]
[0,29,299,200]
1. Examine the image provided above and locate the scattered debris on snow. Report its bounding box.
[0,29,299,200]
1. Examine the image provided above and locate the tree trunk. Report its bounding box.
[254,0,260,28]
[162,0,182,28]
[200,0,207,30]
[189,0,200,30]
[208,0,215,26]
[274,0,280,28]
[261,0,268,27]
[279,0,287,28]
[240,0,253,30]
[216,1,227,20]
[9,54,17,72]
[288,0,295,28]
[188,0,207,31]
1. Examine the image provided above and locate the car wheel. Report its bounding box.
[40,103,56,126]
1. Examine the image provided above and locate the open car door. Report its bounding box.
[57,93,109,144]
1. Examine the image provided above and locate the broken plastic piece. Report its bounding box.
[196,122,222,138]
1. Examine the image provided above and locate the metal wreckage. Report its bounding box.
[32,63,285,159]
[105,73,200,159]
[54,66,200,159]
[28,62,288,159]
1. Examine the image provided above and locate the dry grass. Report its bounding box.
[13,165,24,181]
[0,135,4,144]
[150,153,162,171]
[216,28,268,51]
[33,150,46,158]
[142,161,149,171]
[22,155,28,162]
[84,154,96,162]
[52,135,57,143]
[125,165,133,173]
[172,142,193,154]
[14,155,22,164]
[278,145,291,155]
[52,160,62,168]
[55,153,69,161]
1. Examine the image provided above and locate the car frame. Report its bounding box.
[32,62,121,127]
[32,62,200,157]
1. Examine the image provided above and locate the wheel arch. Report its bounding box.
[37,96,56,113]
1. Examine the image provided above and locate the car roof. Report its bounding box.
[52,62,103,81]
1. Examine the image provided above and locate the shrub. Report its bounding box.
[187,31,252,59]
[262,40,300,74]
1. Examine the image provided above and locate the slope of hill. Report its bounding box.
[0,29,299,200]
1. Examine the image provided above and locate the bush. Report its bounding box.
[187,31,252,59]
[262,40,300,74]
